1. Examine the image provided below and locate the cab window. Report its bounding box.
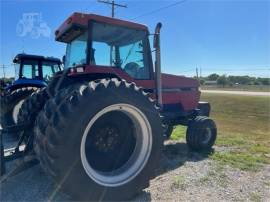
[90,22,151,79]
[21,60,39,79]
[65,33,87,68]
[118,40,148,79]
[42,61,61,82]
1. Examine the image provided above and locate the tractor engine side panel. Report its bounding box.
[162,91,200,111]
[160,73,200,111]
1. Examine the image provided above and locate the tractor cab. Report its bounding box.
[8,53,62,91]
[56,13,153,80]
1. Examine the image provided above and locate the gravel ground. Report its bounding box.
[1,135,270,201]
[135,141,270,202]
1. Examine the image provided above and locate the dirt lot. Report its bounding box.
[1,139,270,201]
[1,93,270,201]
[140,141,270,201]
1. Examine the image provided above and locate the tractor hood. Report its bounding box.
[160,73,200,110]
[161,73,199,89]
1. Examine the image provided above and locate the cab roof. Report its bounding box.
[13,54,61,64]
[55,12,148,43]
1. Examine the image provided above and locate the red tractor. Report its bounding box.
[9,13,216,200]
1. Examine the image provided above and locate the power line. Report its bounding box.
[97,0,127,18]
[130,0,187,20]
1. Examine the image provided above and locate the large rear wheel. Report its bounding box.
[0,87,38,127]
[34,79,163,201]
[16,88,49,146]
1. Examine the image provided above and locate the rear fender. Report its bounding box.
[4,79,46,93]
[47,69,121,96]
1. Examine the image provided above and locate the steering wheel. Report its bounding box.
[124,62,140,78]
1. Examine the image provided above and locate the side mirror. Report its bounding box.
[153,22,162,48]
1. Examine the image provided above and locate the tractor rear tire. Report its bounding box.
[0,87,38,127]
[17,83,83,145]
[16,88,49,145]
[186,116,217,151]
[34,79,163,201]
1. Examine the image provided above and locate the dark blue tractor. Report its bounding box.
[0,53,62,127]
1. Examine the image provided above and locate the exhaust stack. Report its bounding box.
[154,22,162,107]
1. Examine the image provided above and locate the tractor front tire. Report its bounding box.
[0,87,38,127]
[186,116,217,151]
[34,79,163,201]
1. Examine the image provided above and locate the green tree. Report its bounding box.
[208,73,219,81]
[257,78,270,85]
[200,79,205,85]
[217,75,228,87]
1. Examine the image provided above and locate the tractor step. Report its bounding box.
[3,145,26,162]
[0,122,36,179]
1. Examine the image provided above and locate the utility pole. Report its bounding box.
[196,67,198,79]
[200,67,202,78]
[98,0,127,18]
[1,65,6,78]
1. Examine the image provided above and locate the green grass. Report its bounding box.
[216,135,247,146]
[201,85,270,92]
[210,152,269,171]
[198,175,210,184]
[249,192,262,202]
[170,126,186,140]
[198,165,228,187]
[170,93,270,171]
[264,181,270,187]
[171,175,186,189]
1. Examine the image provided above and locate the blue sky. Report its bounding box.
[0,0,269,78]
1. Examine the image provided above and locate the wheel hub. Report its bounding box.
[80,104,152,187]
[93,125,121,152]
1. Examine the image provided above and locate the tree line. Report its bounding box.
[1,74,269,90]
[200,73,270,87]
